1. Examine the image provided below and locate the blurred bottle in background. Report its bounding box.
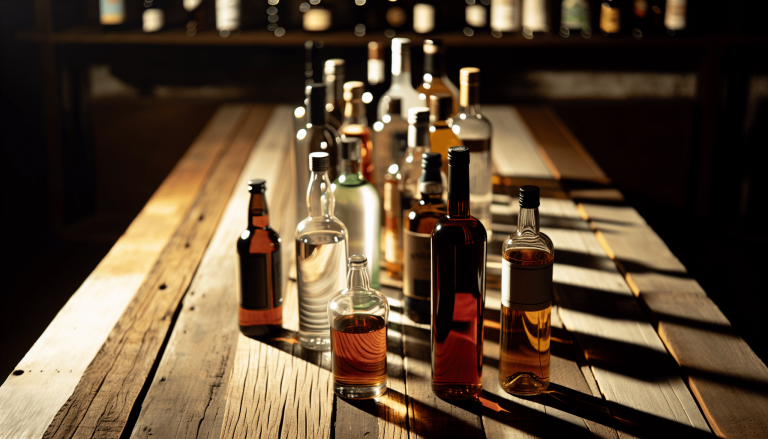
[560,0,591,38]
[325,59,346,130]
[398,108,431,231]
[367,41,388,129]
[340,81,375,185]
[373,97,409,198]
[215,0,240,36]
[522,0,550,38]
[142,0,166,33]
[378,38,420,121]
[417,39,459,116]
[491,0,521,35]
[429,93,461,178]
[183,0,207,36]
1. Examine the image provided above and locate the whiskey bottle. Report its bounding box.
[382,168,403,280]
[339,81,375,185]
[332,137,382,289]
[328,255,389,399]
[373,97,409,198]
[398,107,431,222]
[295,152,349,351]
[404,152,446,323]
[447,68,493,241]
[429,93,461,178]
[499,185,553,395]
[236,179,282,337]
[431,146,487,400]
[377,38,421,121]
[600,0,622,35]
[417,39,459,116]
[324,59,346,130]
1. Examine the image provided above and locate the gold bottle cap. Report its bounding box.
[368,41,384,60]
[460,67,480,86]
[343,81,365,102]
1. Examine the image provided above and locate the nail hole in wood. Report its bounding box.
[198,214,204,221]
[185,242,190,248]
[12,370,23,376]
[189,306,195,311]
[159,284,167,290]
[160,377,166,382]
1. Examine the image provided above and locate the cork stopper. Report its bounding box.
[343,81,365,102]
[368,41,384,60]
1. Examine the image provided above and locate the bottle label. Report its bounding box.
[501,259,552,311]
[403,229,431,300]
[237,249,282,310]
[664,0,686,30]
[491,0,518,32]
[100,0,125,25]
[600,3,621,34]
[523,0,549,32]
[562,0,590,29]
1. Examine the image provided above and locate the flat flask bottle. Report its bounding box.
[499,185,553,395]
[295,152,349,351]
[431,146,487,400]
[328,255,389,399]
[236,179,282,337]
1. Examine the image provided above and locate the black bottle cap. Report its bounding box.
[309,152,329,172]
[340,136,361,161]
[519,185,540,208]
[306,83,326,125]
[408,107,430,125]
[429,93,453,122]
[448,146,470,165]
[448,146,469,201]
[420,152,442,185]
[248,179,266,193]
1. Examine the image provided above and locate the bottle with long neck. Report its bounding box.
[367,41,388,125]
[295,152,349,351]
[417,39,459,116]
[377,38,421,121]
[324,59,346,130]
[398,107,431,220]
[431,146,487,400]
[374,97,409,198]
[236,179,282,337]
[332,137,381,289]
[499,185,553,395]
[447,68,493,241]
[403,152,446,323]
[340,81,375,185]
[429,93,461,178]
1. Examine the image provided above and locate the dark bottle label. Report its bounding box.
[403,229,431,300]
[238,249,282,310]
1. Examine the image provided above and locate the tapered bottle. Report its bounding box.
[431,146,487,400]
[295,152,349,351]
[339,81,375,185]
[403,152,446,323]
[325,59,346,130]
[429,93,461,178]
[236,179,283,337]
[417,39,459,116]
[447,68,493,241]
[377,38,421,121]
[398,107,431,224]
[328,255,389,399]
[296,83,341,222]
[332,137,381,289]
[499,185,553,395]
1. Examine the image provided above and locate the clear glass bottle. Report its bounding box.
[296,83,341,222]
[373,97,409,198]
[382,166,402,280]
[431,146,487,401]
[332,137,381,289]
[328,255,389,399]
[403,152,446,323]
[416,39,459,116]
[499,185,553,395]
[397,107,431,221]
[236,179,282,337]
[339,81,375,186]
[324,59,346,130]
[295,152,349,351]
[447,68,493,241]
[429,93,462,178]
[377,38,421,121]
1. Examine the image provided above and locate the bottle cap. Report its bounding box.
[324,58,345,76]
[460,67,480,86]
[309,152,330,172]
[429,93,453,121]
[391,38,410,54]
[368,41,383,60]
[423,38,443,54]
[343,81,365,102]
[448,146,470,165]
[248,179,266,193]
[421,152,442,170]
[408,107,430,125]
[519,185,540,208]
[386,97,402,116]
[340,136,362,161]
[348,254,368,266]
[306,83,326,123]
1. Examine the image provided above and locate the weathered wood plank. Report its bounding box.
[0,104,251,439]
[41,102,259,439]
[377,289,409,439]
[484,105,552,179]
[128,105,291,439]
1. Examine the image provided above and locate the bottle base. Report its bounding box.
[239,324,281,338]
[500,373,549,396]
[432,383,482,400]
[334,382,387,400]
[299,333,332,351]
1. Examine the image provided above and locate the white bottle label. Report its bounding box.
[501,258,553,311]
[664,0,687,30]
[491,0,518,32]
[413,4,436,34]
[143,9,164,33]
[304,8,332,32]
[216,0,241,31]
[522,0,548,32]
[466,4,487,28]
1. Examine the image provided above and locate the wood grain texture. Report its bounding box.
[128,105,291,439]
[484,105,552,179]
[40,102,258,439]
[0,105,251,439]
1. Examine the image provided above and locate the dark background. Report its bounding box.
[2,0,767,377]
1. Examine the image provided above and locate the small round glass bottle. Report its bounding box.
[328,255,389,399]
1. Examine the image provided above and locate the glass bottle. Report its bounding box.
[403,152,446,323]
[431,146,487,401]
[447,68,493,241]
[296,83,341,222]
[328,255,389,399]
[382,166,402,280]
[522,0,550,38]
[236,179,282,337]
[499,185,553,395]
[560,0,592,38]
[332,137,382,289]
[600,0,622,35]
[339,81,375,185]
[429,93,462,178]
[324,59,346,130]
[373,97,409,198]
[377,38,421,121]
[295,152,349,351]
[367,41,388,126]
[416,39,459,116]
[397,107,431,222]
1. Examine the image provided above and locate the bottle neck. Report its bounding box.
[408,123,430,150]
[448,164,470,217]
[343,100,367,124]
[346,264,371,290]
[420,191,443,204]
[517,207,540,235]
[340,159,361,177]
[391,48,411,77]
[459,83,480,113]
[424,51,445,77]
[307,170,335,218]
[307,96,326,126]
[249,192,270,228]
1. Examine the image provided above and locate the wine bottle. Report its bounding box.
[295,152,349,351]
[499,185,553,395]
[522,0,550,37]
[339,81,375,185]
[560,0,592,38]
[413,2,436,34]
[215,0,241,36]
[325,59,346,130]
[332,137,382,289]
[491,0,521,34]
[237,179,283,337]
[377,38,421,121]
[663,0,686,35]
[367,41,388,125]
[431,146,487,400]
[429,93,461,178]
[417,39,459,117]
[403,152,446,323]
[599,0,622,35]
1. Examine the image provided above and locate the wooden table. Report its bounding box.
[2,104,767,439]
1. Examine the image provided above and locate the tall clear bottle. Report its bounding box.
[328,255,389,399]
[447,68,493,240]
[417,39,459,116]
[324,59,346,130]
[332,137,381,289]
[403,152,446,323]
[397,107,431,221]
[295,152,349,350]
[339,81,375,185]
[377,38,421,121]
[236,179,282,337]
[431,146,487,400]
[499,185,553,395]
[296,83,341,222]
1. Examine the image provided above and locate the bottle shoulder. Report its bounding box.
[501,230,555,256]
[447,114,493,138]
[295,216,348,240]
[237,227,281,253]
[432,214,487,243]
[406,203,447,233]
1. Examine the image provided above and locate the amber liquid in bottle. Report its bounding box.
[331,315,388,389]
